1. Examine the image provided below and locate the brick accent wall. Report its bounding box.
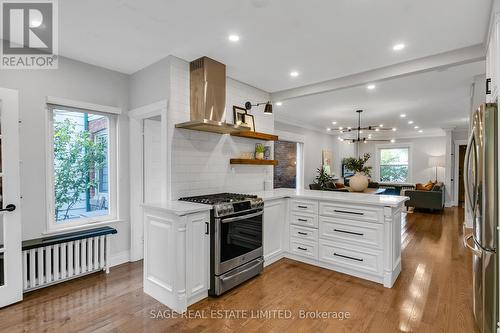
[274,140,296,188]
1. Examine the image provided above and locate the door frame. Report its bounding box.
[129,100,168,262]
[0,87,22,307]
[453,139,468,206]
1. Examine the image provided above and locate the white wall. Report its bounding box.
[0,56,130,257]
[358,136,447,184]
[274,122,355,187]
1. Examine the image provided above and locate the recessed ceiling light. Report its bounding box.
[332,121,337,125]
[400,114,406,118]
[390,139,396,143]
[414,126,419,129]
[290,71,299,77]
[275,102,282,106]
[379,124,384,127]
[375,128,380,132]
[418,130,423,133]
[347,127,352,130]
[326,128,331,131]
[408,120,414,124]
[228,34,240,42]
[339,127,343,130]
[367,84,376,90]
[392,128,397,131]
[393,43,405,51]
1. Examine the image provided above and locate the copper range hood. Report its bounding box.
[175,57,250,134]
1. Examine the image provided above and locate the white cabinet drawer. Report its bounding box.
[291,199,318,214]
[290,212,318,228]
[319,240,382,276]
[319,202,382,223]
[290,237,318,260]
[290,225,318,242]
[319,217,383,249]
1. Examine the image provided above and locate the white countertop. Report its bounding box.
[142,201,211,216]
[142,188,408,216]
[250,188,409,207]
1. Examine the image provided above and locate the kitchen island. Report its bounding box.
[255,188,408,289]
[142,189,408,313]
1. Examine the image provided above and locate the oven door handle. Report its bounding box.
[220,258,263,282]
[221,210,263,223]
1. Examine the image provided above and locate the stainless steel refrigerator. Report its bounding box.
[464,103,498,333]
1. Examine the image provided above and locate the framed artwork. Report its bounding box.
[233,106,247,126]
[322,149,333,175]
[244,114,255,132]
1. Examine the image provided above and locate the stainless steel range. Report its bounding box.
[179,193,264,296]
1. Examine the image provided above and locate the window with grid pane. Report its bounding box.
[378,148,409,183]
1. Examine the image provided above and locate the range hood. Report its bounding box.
[175,57,250,134]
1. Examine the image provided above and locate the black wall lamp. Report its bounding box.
[245,101,273,114]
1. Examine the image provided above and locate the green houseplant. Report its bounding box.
[314,168,334,189]
[342,153,372,192]
[255,143,265,160]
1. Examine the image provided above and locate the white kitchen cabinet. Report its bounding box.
[142,204,210,313]
[263,199,286,266]
[186,212,210,305]
[486,13,500,103]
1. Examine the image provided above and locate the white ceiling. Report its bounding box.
[274,61,485,137]
[59,0,492,92]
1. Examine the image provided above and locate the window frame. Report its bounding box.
[45,104,118,231]
[375,143,413,184]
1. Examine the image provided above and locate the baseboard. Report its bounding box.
[109,250,130,268]
[264,250,284,267]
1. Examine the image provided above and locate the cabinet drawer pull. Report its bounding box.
[333,209,364,216]
[297,246,308,251]
[486,78,492,95]
[297,218,308,222]
[297,231,308,236]
[334,253,363,262]
[205,222,209,235]
[297,205,308,209]
[334,228,364,236]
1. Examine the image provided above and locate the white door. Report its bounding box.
[0,88,22,308]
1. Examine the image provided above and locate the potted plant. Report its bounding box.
[255,143,265,160]
[314,168,334,189]
[342,153,372,192]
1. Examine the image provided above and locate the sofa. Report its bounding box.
[404,182,445,211]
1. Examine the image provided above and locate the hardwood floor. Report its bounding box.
[0,207,478,333]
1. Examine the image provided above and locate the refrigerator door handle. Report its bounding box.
[463,233,483,258]
[463,131,476,213]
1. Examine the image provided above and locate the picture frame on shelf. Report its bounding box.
[233,106,247,126]
[244,114,255,132]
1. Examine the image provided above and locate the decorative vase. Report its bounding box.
[256,152,264,160]
[349,172,369,192]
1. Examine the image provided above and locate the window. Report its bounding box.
[378,147,410,183]
[47,106,116,227]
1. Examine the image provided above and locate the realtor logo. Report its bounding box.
[1,0,58,69]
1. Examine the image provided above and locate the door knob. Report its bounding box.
[0,204,16,212]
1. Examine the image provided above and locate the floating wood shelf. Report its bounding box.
[230,131,279,141]
[230,159,278,166]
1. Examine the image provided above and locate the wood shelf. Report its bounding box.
[230,159,278,166]
[230,131,279,141]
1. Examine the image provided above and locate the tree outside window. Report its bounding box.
[379,148,409,183]
[52,109,110,222]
